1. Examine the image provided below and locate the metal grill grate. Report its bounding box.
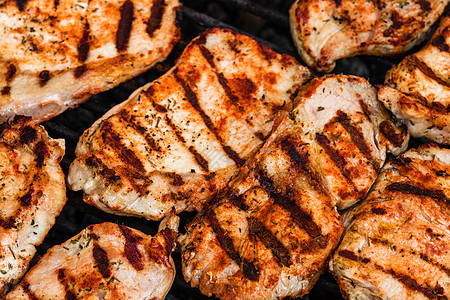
[35,0,409,298]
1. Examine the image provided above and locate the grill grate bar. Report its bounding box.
[181,6,296,56]
[44,121,80,144]
[216,0,289,27]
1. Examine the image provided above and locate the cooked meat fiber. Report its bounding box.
[331,144,450,299]
[378,12,450,145]
[290,0,449,72]
[0,0,180,122]
[0,116,66,295]
[294,75,408,210]
[6,215,179,300]
[67,28,313,221]
[180,112,343,299]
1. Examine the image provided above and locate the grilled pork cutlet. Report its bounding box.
[294,75,408,210]
[67,28,313,221]
[0,116,66,295]
[0,0,180,122]
[289,0,449,72]
[180,112,343,299]
[378,12,450,145]
[6,215,179,300]
[331,144,450,299]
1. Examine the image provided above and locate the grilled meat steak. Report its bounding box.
[378,12,450,145]
[67,28,312,221]
[0,116,66,295]
[180,112,343,299]
[0,0,180,122]
[331,143,450,299]
[6,215,179,300]
[289,0,449,72]
[293,75,408,209]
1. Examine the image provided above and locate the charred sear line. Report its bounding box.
[407,55,450,88]
[387,182,448,203]
[379,120,406,148]
[255,169,322,238]
[204,209,260,281]
[74,65,87,79]
[57,269,77,300]
[173,70,244,166]
[280,138,327,194]
[417,0,431,11]
[161,227,176,257]
[432,34,449,53]
[198,44,243,110]
[119,225,144,271]
[0,216,15,229]
[6,63,17,83]
[338,250,370,264]
[248,217,292,267]
[85,155,121,182]
[228,192,249,211]
[160,109,210,172]
[101,121,146,174]
[93,243,111,279]
[120,110,162,152]
[1,86,11,96]
[38,71,51,87]
[336,110,377,168]
[21,280,39,300]
[20,125,37,144]
[15,0,27,11]
[116,0,134,52]
[358,100,372,121]
[147,0,166,38]
[78,21,90,62]
[34,141,49,168]
[166,172,184,186]
[316,133,355,186]
[19,192,33,207]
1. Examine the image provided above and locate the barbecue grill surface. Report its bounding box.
[36,1,434,299]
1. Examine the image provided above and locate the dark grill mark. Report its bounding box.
[57,269,77,300]
[379,120,406,148]
[21,280,38,300]
[120,110,162,152]
[116,0,134,52]
[417,0,431,11]
[38,71,51,87]
[6,63,16,83]
[54,0,59,9]
[119,225,144,271]
[174,70,244,167]
[20,125,37,144]
[280,138,327,195]
[147,0,166,38]
[387,182,448,203]
[34,141,49,168]
[1,87,11,96]
[255,169,322,238]
[248,217,292,267]
[160,112,210,172]
[338,250,358,261]
[161,227,175,257]
[204,209,260,281]
[78,21,90,62]
[0,217,15,229]
[316,133,355,187]
[228,193,249,211]
[74,65,87,78]
[93,243,111,279]
[432,34,449,53]
[358,100,371,121]
[167,172,184,186]
[336,110,377,169]
[101,121,146,174]
[384,267,441,299]
[371,207,387,215]
[15,0,27,11]
[85,155,121,182]
[198,44,243,110]
[19,192,32,207]
[407,55,450,88]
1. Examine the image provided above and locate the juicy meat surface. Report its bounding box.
[378,12,450,145]
[180,113,343,300]
[0,116,66,295]
[0,0,180,122]
[67,27,312,221]
[331,143,450,299]
[6,216,179,300]
[290,0,449,72]
[293,75,408,209]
